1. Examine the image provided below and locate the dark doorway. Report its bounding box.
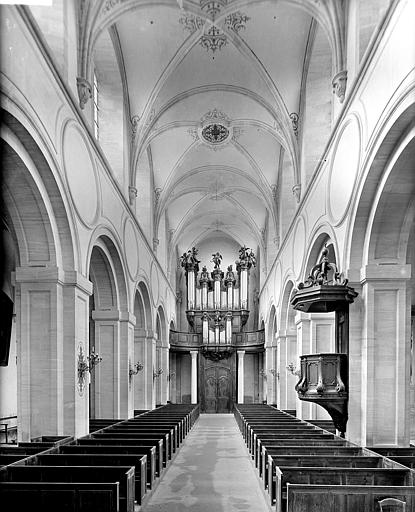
[204,365,231,413]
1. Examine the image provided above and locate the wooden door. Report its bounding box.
[203,365,231,413]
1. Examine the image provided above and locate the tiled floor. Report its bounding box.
[141,414,272,512]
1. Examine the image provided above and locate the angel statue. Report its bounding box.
[211,251,222,269]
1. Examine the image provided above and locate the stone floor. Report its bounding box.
[140,414,273,512]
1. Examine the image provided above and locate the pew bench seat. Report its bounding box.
[0,465,135,512]
[272,466,411,509]
[34,453,147,504]
[0,481,120,512]
[286,484,415,512]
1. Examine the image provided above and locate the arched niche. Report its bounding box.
[88,235,129,419]
[279,280,297,411]
[132,280,154,411]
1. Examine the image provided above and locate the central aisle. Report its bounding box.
[141,413,272,512]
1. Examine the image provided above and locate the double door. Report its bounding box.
[204,365,232,413]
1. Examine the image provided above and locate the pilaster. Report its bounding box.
[295,311,311,419]
[237,350,245,403]
[359,264,411,446]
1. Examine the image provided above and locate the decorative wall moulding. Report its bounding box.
[332,70,347,103]
[128,185,138,206]
[290,112,299,137]
[62,123,100,228]
[76,77,92,110]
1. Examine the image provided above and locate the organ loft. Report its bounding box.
[0,1,414,511]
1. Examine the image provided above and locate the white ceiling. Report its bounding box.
[114,0,312,265]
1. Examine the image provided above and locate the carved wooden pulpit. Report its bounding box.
[290,247,358,436]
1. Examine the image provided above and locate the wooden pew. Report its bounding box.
[258,444,360,479]
[369,447,415,457]
[286,484,415,512]
[129,419,186,442]
[89,419,122,432]
[0,454,30,466]
[0,446,48,456]
[306,419,336,434]
[62,441,163,476]
[34,453,147,505]
[267,455,384,503]
[0,481,120,512]
[254,434,345,472]
[0,465,135,512]
[87,432,171,462]
[273,466,411,511]
[107,423,180,448]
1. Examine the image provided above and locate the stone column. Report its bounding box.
[119,311,135,418]
[160,346,169,405]
[285,332,297,410]
[15,266,64,441]
[62,271,93,438]
[265,346,274,404]
[276,331,287,409]
[237,350,245,403]
[15,267,93,441]
[133,328,156,410]
[295,312,311,420]
[347,277,364,445]
[359,264,411,446]
[190,351,198,404]
[91,308,123,419]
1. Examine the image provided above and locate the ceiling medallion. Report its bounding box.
[202,123,229,144]
[197,109,233,149]
[179,0,249,54]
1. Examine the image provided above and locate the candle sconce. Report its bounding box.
[286,362,300,377]
[129,360,144,384]
[153,367,163,380]
[167,371,176,382]
[269,368,280,379]
[77,346,103,395]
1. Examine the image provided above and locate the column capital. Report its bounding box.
[295,311,311,324]
[360,264,411,283]
[14,267,93,295]
[92,308,122,321]
[119,311,136,325]
[237,349,245,358]
[190,350,198,359]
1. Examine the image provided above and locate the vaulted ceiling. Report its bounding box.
[84,0,342,272]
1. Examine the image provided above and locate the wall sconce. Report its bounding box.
[167,371,176,382]
[259,369,267,379]
[77,346,102,395]
[286,362,301,377]
[88,349,103,371]
[129,360,144,384]
[153,367,163,380]
[269,368,280,379]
